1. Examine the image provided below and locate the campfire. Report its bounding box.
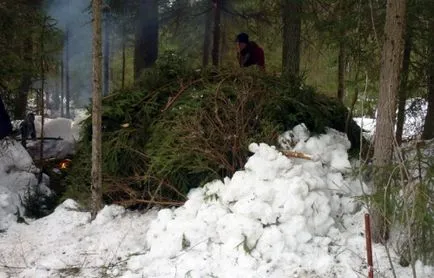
[58,159,71,170]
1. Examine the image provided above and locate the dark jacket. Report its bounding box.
[238,41,265,69]
[0,96,12,139]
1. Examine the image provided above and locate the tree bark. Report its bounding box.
[211,0,221,67]
[121,4,127,89]
[121,38,126,89]
[202,3,212,67]
[103,9,110,96]
[53,62,60,111]
[134,0,159,81]
[220,23,226,66]
[282,0,301,78]
[60,58,64,117]
[372,0,407,243]
[396,35,412,145]
[337,41,346,102]
[91,0,103,220]
[65,27,70,119]
[422,19,434,140]
[219,0,228,66]
[423,74,434,140]
[39,17,46,165]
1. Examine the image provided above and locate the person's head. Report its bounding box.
[235,33,249,51]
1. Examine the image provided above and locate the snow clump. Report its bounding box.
[123,124,369,277]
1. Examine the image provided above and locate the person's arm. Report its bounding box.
[241,53,251,67]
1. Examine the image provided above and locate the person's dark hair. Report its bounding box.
[235,33,249,44]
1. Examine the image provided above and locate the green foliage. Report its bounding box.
[65,53,363,208]
[0,1,62,116]
[23,185,57,219]
[366,142,434,266]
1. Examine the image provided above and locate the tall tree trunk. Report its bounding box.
[60,58,64,117]
[282,0,301,78]
[54,62,60,111]
[337,41,346,102]
[220,23,226,66]
[202,3,212,67]
[423,74,434,140]
[211,0,221,67]
[121,5,127,89]
[103,10,110,96]
[396,35,412,145]
[91,0,103,220]
[372,0,407,243]
[39,17,46,166]
[134,0,159,81]
[219,0,228,66]
[121,38,126,89]
[65,27,70,118]
[36,89,42,115]
[422,19,434,140]
[15,38,33,120]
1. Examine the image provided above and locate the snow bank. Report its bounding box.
[0,125,432,278]
[121,125,370,277]
[28,110,88,159]
[0,200,157,278]
[355,97,428,140]
[0,140,50,231]
[34,116,74,141]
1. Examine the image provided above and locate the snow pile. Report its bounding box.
[0,140,50,231]
[123,126,367,277]
[28,110,88,159]
[0,200,157,278]
[0,125,432,278]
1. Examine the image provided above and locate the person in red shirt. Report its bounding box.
[235,33,265,71]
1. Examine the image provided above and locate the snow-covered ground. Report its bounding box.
[0,110,88,231]
[354,97,428,140]
[0,140,51,231]
[0,125,432,278]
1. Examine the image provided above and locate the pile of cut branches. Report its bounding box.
[64,52,366,209]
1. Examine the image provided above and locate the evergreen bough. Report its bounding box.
[64,52,366,209]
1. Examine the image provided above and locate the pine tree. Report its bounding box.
[372,0,407,243]
[134,0,159,80]
[211,0,222,67]
[422,17,434,140]
[282,0,301,77]
[91,0,103,220]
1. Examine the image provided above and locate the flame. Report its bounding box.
[59,159,71,169]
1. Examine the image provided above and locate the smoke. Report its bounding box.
[45,0,92,107]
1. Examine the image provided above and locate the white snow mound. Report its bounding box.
[124,125,369,277]
[0,140,51,230]
[28,116,80,159]
[0,125,432,278]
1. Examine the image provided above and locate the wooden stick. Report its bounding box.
[281,150,313,160]
[161,79,203,112]
[114,198,184,207]
[365,213,374,278]
[16,137,64,141]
